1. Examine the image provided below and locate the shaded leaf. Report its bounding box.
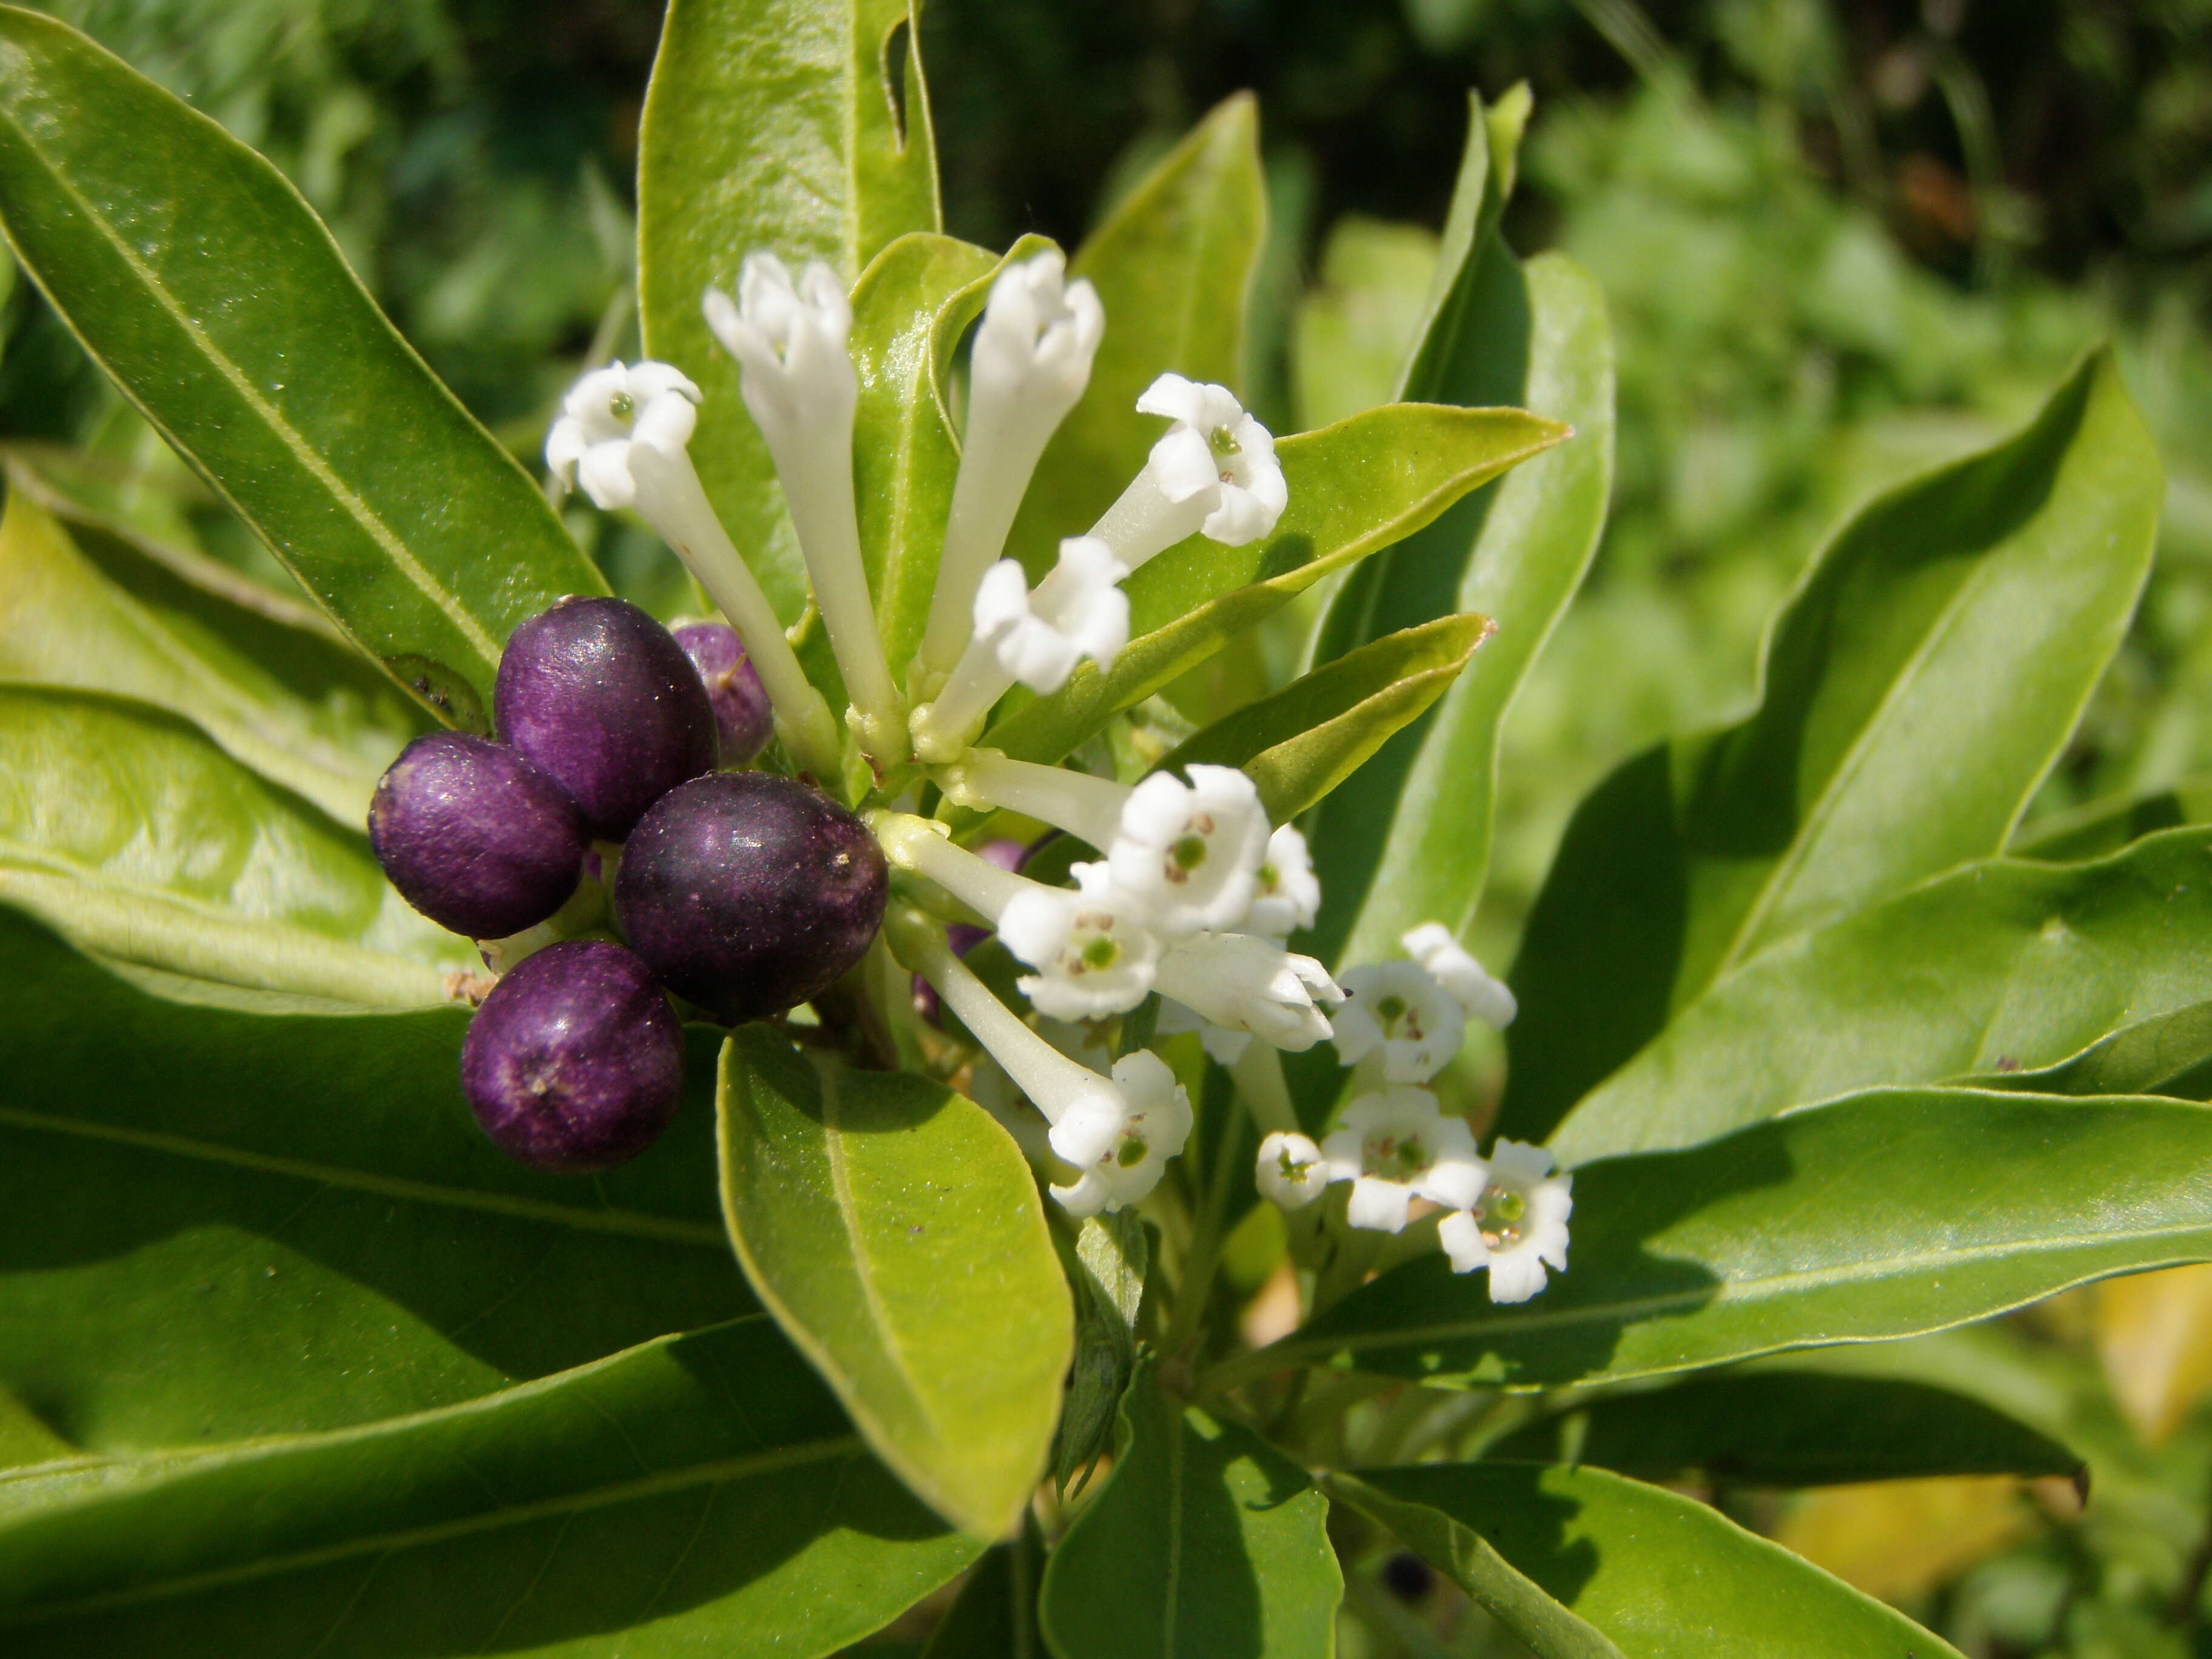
[0,1319,979,1657]
[1501,349,2163,1144]
[1356,1463,1964,1658]
[638,0,939,623]
[1327,1470,1623,1659]
[0,483,420,825]
[0,684,471,1004]
[2011,776,2212,862]
[0,904,750,1448]
[1053,1212,1147,1496]
[1487,1370,2084,1488]
[0,10,605,722]
[1039,1359,1339,1659]
[1005,95,1263,578]
[1221,1088,2212,1393]
[982,404,1566,769]
[923,1520,1046,1659]
[1968,996,2212,1101]
[716,1026,1071,1535]
[1550,826,2212,1161]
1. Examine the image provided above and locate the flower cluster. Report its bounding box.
[1255,925,1573,1303]
[544,246,1305,1223]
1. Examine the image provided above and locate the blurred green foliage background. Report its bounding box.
[7,3,2212,1653]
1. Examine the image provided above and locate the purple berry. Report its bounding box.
[495,597,717,839]
[615,773,888,1024]
[460,940,685,1173]
[674,622,774,766]
[369,732,586,939]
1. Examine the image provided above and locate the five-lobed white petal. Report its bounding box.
[1439,1138,1574,1303]
[1049,1051,1193,1217]
[1330,960,1467,1082]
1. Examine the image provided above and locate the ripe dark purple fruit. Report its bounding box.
[495,596,717,839]
[616,772,888,1024]
[369,732,586,939]
[673,622,774,766]
[460,940,685,1173]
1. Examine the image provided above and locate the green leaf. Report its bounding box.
[1159,614,1491,822]
[0,904,751,1448]
[1500,349,2164,1144]
[1221,1088,2212,1393]
[0,684,472,1005]
[1039,1359,1339,1659]
[1326,1472,1624,1659]
[0,8,606,725]
[1549,825,2212,1161]
[1004,95,1264,579]
[1306,253,1614,968]
[716,1026,1071,1536]
[851,232,998,681]
[638,0,940,623]
[1487,1369,2085,1488]
[2011,776,2212,862]
[980,404,1566,769]
[1353,1463,1964,1659]
[922,1521,1046,1659]
[1969,997,2212,1099]
[0,481,421,826]
[0,1319,979,1656]
[1052,1212,1147,1496]
[1394,87,1531,407]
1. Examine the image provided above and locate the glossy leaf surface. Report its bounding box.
[1501,349,2163,1143]
[1357,1463,1963,1658]
[0,485,418,826]
[1551,826,2212,1160]
[1327,1471,1623,1659]
[716,1027,1071,1536]
[1233,1088,2212,1392]
[0,906,749,1447]
[1488,1370,2084,1487]
[638,0,939,622]
[1005,95,1264,578]
[0,685,469,1005]
[0,1320,979,1657]
[1162,614,1490,820]
[1971,997,2212,1100]
[1305,92,1613,967]
[0,9,605,723]
[983,404,1565,769]
[1040,1361,1339,1659]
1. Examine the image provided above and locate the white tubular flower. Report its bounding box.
[1154,997,1252,1067]
[916,250,1105,688]
[1248,823,1321,936]
[911,537,1130,762]
[998,861,1162,1020]
[937,748,1128,848]
[891,908,1143,1173]
[545,361,839,779]
[1321,1087,1486,1234]
[1088,374,1287,571]
[871,813,1033,928]
[1403,922,1517,1030]
[1108,765,1271,939]
[1154,933,1339,1053]
[1050,1050,1193,1218]
[1331,960,1466,1083]
[1439,1139,1573,1304]
[1255,1130,1330,1211]
[705,255,905,759]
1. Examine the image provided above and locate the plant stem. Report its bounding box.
[1161,1067,1252,1359]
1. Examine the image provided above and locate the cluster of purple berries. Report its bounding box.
[368,597,888,1173]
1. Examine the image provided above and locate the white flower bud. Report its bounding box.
[1403,922,1517,1030]
[1153,933,1339,1053]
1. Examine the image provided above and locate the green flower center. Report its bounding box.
[1117,1135,1149,1168]
[1492,1187,1526,1225]
[608,390,634,421]
[1171,833,1208,871]
[1081,934,1121,971]
[1208,424,1241,459]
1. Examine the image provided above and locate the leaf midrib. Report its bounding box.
[0,81,504,672]
[1270,1215,2212,1369]
[0,1102,727,1248]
